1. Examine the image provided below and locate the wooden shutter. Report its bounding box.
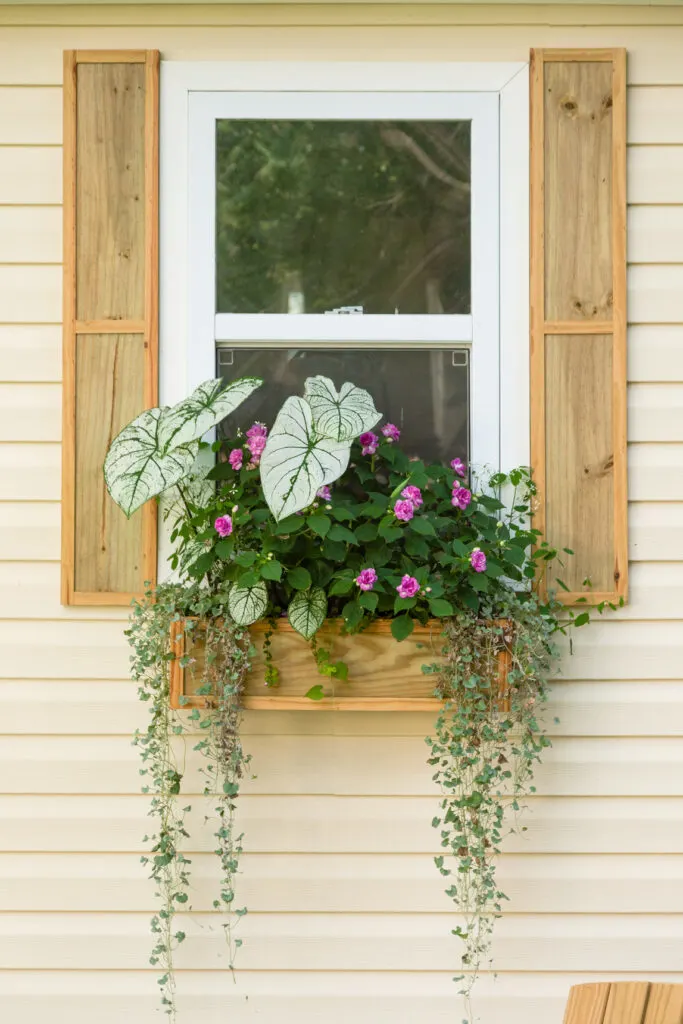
[61,50,159,605]
[530,49,627,605]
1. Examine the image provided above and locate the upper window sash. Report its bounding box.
[188,90,498,345]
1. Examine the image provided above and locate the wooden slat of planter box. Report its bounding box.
[169,620,511,713]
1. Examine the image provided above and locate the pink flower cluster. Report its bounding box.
[450,458,471,510]
[316,485,332,501]
[381,423,401,443]
[214,515,233,538]
[228,448,243,471]
[470,547,487,573]
[396,574,420,599]
[393,499,415,522]
[245,422,268,468]
[401,485,423,509]
[355,567,378,592]
[359,431,379,456]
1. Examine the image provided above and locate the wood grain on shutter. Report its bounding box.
[530,49,627,605]
[61,50,158,605]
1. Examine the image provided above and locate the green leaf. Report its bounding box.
[391,615,414,641]
[158,376,262,450]
[187,550,216,578]
[330,506,356,522]
[573,612,590,627]
[305,684,325,701]
[329,576,355,596]
[307,514,332,537]
[215,538,234,559]
[288,587,327,640]
[471,574,490,593]
[260,559,283,581]
[342,600,363,628]
[359,590,379,612]
[260,395,351,520]
[378,519,403,542]
[228,580,268,625]
[235,551,257,567]
[394,596,417,613]
[273,514,305,535]
[287,566,312,591]
[327,524,357,544]
[408,516,436,537]
[354,522,378,543]
[304,375,381,442]
[104,407,199,518]
[405,535,430,559]
[429,598,454,618]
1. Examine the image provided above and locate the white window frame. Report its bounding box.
[160,61,529,479]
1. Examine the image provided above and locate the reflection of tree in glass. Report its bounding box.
[215,120,471,315]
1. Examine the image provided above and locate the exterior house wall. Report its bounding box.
[1,4,683,1021]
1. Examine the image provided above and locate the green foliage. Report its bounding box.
[121,380,607,1021]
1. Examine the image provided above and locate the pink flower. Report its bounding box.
[393,499,415,522]
[382,423,401,443]
[401,485,423,508]
[470,547,487,573]
[228,448,243,471]
[356,568,378,592]
[316,485,332,501]
[451,457,466,478]
[359,431,379,456]
[214,515,233,538]
[246,423,268,460]
[452,487,472,510]
[396,574,420,599]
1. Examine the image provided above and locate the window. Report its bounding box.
[161,63,528,479]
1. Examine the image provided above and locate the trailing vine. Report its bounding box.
[128,584,253,1019]
[427,603,558,1021]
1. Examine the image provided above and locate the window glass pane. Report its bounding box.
[216,348,469,466]
[216,120,471,316]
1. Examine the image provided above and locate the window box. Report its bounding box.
[169,618,511,712]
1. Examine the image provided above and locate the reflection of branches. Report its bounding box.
[413,122,471,180]
[389,236,454,306]
[380,127,470,195]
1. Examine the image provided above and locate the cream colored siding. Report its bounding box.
[1,4,683,1022]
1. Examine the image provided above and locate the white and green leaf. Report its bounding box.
[158,376,262,449]
[288,587,327,640]
[304,375,381,442]
[260,396,351,521]
[228,580,268,626]
[104,407,199,518]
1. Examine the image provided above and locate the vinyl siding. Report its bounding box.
[1,5,682,1023]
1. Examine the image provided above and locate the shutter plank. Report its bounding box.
[75,63,145,322]
[530,49,627,605]
[643,985,683,1024]
[545,335,614,593]
[563,983,611,1024]
[74,335,143,594]
[545,62,613,324]
[61,50,158,605]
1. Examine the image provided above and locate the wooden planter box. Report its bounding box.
[169,619,511,712]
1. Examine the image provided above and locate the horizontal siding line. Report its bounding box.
[7,790,683,800]
[0,262,61,268]
[0,144,61,149]
[628,143,683,149]
[5,850,683,860]
[4,909,683,919]
[0,203,61,209]
[2,967,683,977]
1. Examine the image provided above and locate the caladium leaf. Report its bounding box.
[288,587,327,640]
[228,580,268,626]
[260,396,350,521]
[304,375,381,442]
[158,376,262,449]
[104,407,199,518]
